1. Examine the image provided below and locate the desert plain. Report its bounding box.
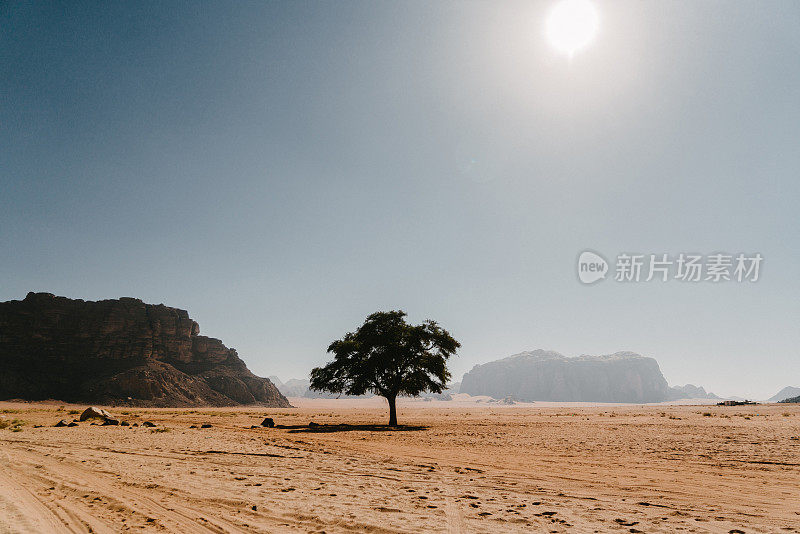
[0,397,798,534]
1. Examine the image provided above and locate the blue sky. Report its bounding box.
[2,1,798,399]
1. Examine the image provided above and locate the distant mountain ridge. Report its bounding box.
[272,376,460,400]
[668,384,719,401]
[271,377,373,399]
[767,386,800,403]
[459,350,717,403]
[269,376,310,397]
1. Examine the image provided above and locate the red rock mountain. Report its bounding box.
[0,293,290,407]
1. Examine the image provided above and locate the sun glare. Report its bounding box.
[546,0,600,57]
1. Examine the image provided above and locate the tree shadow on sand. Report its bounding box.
[277,424,427,433]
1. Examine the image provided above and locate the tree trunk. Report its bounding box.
[387,395,398,427]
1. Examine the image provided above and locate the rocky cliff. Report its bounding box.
[459,350,672,403]
[0,293,291,407]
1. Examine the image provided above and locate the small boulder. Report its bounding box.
[142,421,156,427]
[79,407,114,422]
[68,422,78,427]
[120,421,130,426]
[132,423,139,427]
[201,423,212,428]
[54,419,70,427]
[261,417,275,428]
[308,421,319,427]
[102,418,120,426]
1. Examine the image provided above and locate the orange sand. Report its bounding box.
[1,398,798,533]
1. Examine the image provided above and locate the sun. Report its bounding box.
[545,0,600,57]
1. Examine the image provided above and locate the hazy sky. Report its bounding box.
[2,1,798,399]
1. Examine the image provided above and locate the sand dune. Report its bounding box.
[1,399,798,533]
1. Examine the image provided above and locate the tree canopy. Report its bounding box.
[309,310,460,426]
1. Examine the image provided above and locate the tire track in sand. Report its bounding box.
[0,449,87,533]
[2,444,249,534]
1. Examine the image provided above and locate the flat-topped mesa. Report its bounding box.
[0,292,291,407]
[459,349,673,403]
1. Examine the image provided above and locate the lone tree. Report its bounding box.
[310,310,460,426]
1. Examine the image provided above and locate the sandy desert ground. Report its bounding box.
[0,398,798,533]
